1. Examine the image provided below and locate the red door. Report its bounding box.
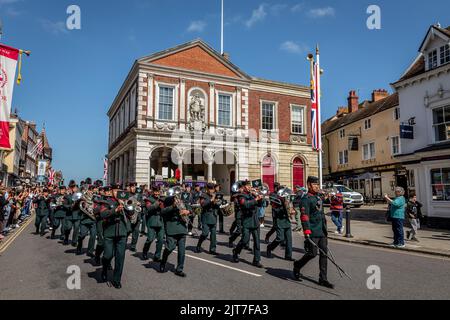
[262,155,276,192]
[293,157,305,188]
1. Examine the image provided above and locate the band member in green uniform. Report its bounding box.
[50,186,71,240]
[215,184,226,234]
[139,185,147,236]
[266,192,294,261]
[77,185,97,257]
[181,185,194,236]
[265,182,281,244]
[94,186,109,265]
[192,184,202,230]
[195,183,219,255]
[228,181,244,248]
[63,183,82,246]
[293,176,334,289]
[100,184,131,289]
[127,182,142,252]
[159,194,190,277]
[33,189,52,236]
[142,187,164,262]
[232,180,264,268]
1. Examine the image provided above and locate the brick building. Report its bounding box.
[107,40,318,193]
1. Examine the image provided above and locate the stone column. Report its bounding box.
[180,79,186,131]
[208,161,213,183]
[147,74,154,129]
[209,82,215,134]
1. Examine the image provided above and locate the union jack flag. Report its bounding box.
[310,54,322,151]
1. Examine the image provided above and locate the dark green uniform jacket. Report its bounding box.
[99,197,131,238]
[144,196,164,228]
[52,195,72,219]
[271,195,292,229]
[161,205,187,236]
[67,196,82,220]
[200,193,219,225]
[300,193,328,238]
[34,196,52,217]
[239,192,262,229]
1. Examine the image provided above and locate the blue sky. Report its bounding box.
[1,0,449,182]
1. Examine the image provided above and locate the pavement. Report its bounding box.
[1,213,450,300]
[324,205,450,258]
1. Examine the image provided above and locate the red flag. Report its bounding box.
[0,44,19,149]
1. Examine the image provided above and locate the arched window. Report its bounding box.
[262,155,276,192]
[293,157,305,188]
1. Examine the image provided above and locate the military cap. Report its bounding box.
[307,176,319,184]
[110,183,121,190]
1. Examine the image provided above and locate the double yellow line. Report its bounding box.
[0,215,35,254]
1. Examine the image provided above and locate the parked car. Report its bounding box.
[323,185,364,208]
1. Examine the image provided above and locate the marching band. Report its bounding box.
[23,175,338,290]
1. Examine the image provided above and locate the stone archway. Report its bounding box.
[212,150,237,195]
[150,146,179,179]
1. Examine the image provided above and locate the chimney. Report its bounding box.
[371,89,389,102]
[336,107,349,117]
[222,52,230,61]
[347,90,359,113]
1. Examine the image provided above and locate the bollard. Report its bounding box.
[345,206,353,238]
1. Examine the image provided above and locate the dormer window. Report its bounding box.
[428,49,438,70]
[441,44,450,65]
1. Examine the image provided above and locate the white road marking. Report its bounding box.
[175,251,263,277]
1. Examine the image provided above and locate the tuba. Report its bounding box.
[79,191,97,221]
[168,186,190,222]
[277,188,296,218]
[123,196,142,224]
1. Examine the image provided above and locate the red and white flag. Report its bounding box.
[103,158,108,181]
[48,169,55,185]
[0,44,19,149]
[310,51,322,151]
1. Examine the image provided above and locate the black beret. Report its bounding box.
[307,176,319,184]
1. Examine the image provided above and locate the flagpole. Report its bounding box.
[221,0,224,55]
[316,45,323,188]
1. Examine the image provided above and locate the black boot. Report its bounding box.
[266,247,273,259]
[293,265,303,281]
[159,250,170,273]
[319,279,335,289]
[101,258,108,282]
[63,233,69,246]
[94,245,103,266]
[142,242,151,260]
[195,236,206,253]
[51,229,56,240]
[76,238,83,255]
[232,249,239,263]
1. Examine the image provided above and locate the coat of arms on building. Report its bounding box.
[188,90,206,132]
